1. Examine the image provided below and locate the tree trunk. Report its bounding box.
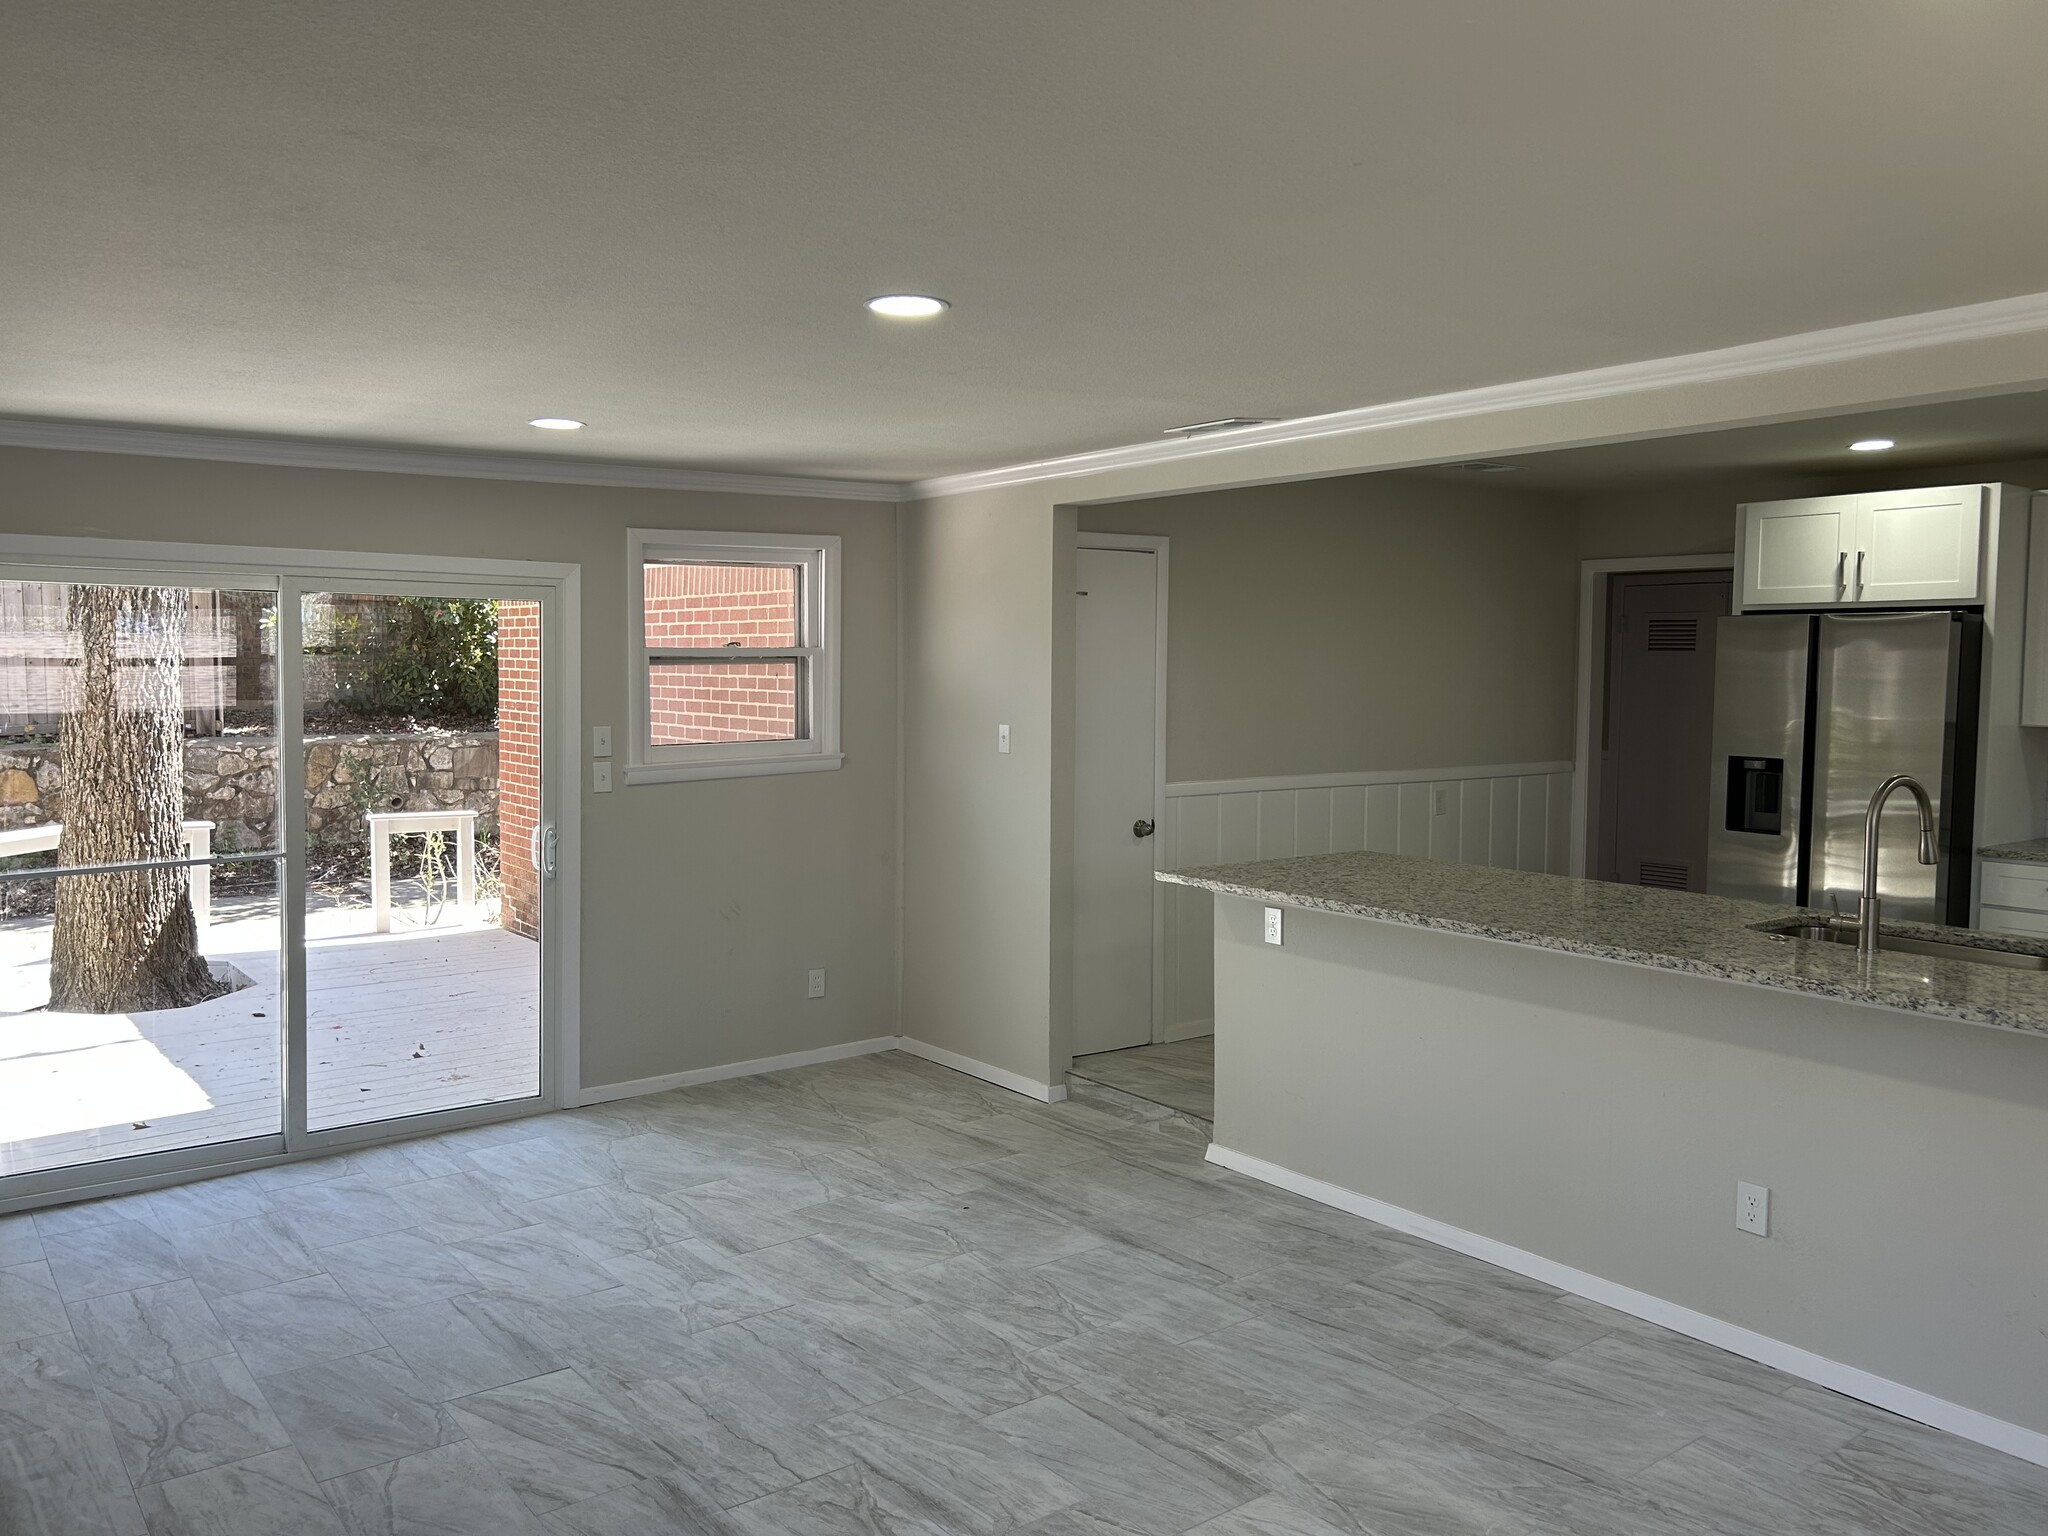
[48,585,221,1013]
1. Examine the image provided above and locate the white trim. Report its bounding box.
[0,530,578,583]
[1077,533,1171,1045]
[576,1036,901,1104]
[622,753,844,786]
[545,570,583,1107]
[1168,761,1572,799]
[1571,555,1736,878]
[895,1037,1069,1102]
[625,528,843,782]
[0,416,907,503]
[1206,1143,2048,1470]
[907,290,2048,501]
[1162,1015,1214,1043]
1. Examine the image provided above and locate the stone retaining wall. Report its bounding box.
[0,732,499,851]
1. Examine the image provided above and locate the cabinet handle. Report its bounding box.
[1835,550,1847,591]
[1854,548,1865,596]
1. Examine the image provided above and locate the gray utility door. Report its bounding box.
[1600,571,1733,891]
[1072,547,1158,1056]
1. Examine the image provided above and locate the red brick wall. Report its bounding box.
[497,601,541,940]
[644,563,800,744]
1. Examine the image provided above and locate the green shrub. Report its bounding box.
[333,598,498,720]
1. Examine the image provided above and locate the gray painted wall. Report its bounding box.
[1211,896,2048,1440]
[897,489,1074,1087]
[942,326,2048,1093]
[0,445,901,1093]
[1079,474,1579,783]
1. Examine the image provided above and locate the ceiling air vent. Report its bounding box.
[1638,861,1690,890]
[1646,617,1699,652]
[1162,418,1273,438]
[1446,459,1519,473]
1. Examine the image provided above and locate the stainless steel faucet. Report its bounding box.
[1855,773,1939,957]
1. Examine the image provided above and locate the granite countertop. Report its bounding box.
[1979,838,2048,863]
[1159,851,2048,1039]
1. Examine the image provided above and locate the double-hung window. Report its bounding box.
[626,529,842,783]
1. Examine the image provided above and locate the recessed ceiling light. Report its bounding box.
[865,294,949,318]
[528,417,584,431]
[1849,437,1895,452]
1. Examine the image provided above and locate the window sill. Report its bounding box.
[621,753,844,786]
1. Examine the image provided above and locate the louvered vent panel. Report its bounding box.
[1646,617,1698,652]
[1638,861,1690,890]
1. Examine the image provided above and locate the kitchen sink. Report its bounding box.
[1759,922,2048,971]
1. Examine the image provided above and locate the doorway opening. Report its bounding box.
[1582,563,1735,888]
[1068,1037,1213,1123]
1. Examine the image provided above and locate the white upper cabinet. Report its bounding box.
[1853,486,1985,604]
[1742,496,1852,606]
[1738,485,1984,610]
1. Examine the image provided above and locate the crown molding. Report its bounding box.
[0,416,909,503]
[907,289,2048,501]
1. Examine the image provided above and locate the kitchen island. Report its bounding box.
[1160,851,2048,1465]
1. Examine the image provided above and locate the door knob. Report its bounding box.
[1133,819,1155,838]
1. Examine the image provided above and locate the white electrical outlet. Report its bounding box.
[1264,906,1283,945]
[807,968,827,999]
[592,760,613,793]
[1736,1181,1770,1236]
[591,725,613,757]
[998,723,1011,754]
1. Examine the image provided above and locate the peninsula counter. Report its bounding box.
[1160,851,2048,1465]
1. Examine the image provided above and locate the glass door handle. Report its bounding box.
[530,824,559,877]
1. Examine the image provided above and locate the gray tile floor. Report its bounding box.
[1,1049,2043,1534]
[1069,1037,1214,1122]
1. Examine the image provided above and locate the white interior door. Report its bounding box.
[1073,546,1159,1056]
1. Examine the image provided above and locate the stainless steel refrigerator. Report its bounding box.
[1704,610,1981,922]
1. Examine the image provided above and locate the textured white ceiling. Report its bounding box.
[8,1,2048,482]
[1407,390,2048,494]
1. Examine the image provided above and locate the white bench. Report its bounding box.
[368,808,478,932]
[0,819,217,931]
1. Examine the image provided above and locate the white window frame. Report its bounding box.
[625,528,843,785]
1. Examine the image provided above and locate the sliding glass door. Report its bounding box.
[0,558,563,1208]
[0,578,285,1181]
[288,582,544,1133]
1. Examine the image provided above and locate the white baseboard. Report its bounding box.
[578,1034,1072,1108]
[1162,1017,1214,1044]
[1205,1143,2048,1470]
[895,1037,1068,1102]
[576,1036,899,1105]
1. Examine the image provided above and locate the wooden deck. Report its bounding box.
[0,895,539,1178]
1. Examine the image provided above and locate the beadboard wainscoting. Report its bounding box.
[1158,762,1574,1040]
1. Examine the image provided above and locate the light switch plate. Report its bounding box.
[592,760,613,793]
[592,725,613,757]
